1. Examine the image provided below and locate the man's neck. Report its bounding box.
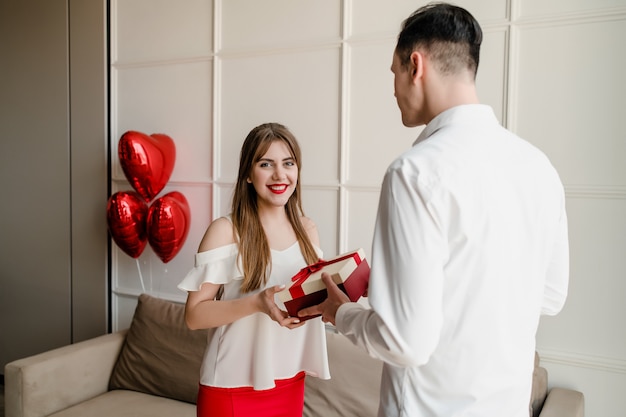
[424,77,479,124]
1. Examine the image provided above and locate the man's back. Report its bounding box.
[369,104,569,416]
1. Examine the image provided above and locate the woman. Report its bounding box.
[178,122,330,417]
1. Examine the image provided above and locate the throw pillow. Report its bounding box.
[109,293,208,404]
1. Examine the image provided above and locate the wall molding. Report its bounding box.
[539,347,626,375]
[217,40,342,59]
[515,7,626,27]
[113,287,187,304]
[565,185,626,200]
[112,55,214,70]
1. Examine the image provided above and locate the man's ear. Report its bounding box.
[410,51,424,82]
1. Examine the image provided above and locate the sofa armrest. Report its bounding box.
[4,330,127,417]
[538,387,585,417]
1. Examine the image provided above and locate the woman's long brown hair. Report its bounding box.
[231,123,319,293]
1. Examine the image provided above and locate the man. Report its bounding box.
[299,3,569,416]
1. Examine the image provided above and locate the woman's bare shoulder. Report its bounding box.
[300,215,316,229]
[300,216,319,246]
[198,216,236,252]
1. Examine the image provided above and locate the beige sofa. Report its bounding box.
[5,294,584,417]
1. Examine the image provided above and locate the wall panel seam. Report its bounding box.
[212,0,222,220]
[338,0,350,252]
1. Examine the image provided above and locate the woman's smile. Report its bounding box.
[268,184,289,194]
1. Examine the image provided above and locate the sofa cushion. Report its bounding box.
[109,294,207,404]
[304,330,382,417]
[48,389,196,417]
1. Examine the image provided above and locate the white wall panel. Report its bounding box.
[301,187,339,256]
[215,183,235,219]
[518,0,624,18]
[219,48,341,184]
[453,0,509,21]
[347,40,421,186]
[345,189,379,257]
[514,13,626,416]
[349,0,422,37]
[476,28,508,123]
[113,0,213,62]
[537,197,626,359]
[221,0,341,50]
[514,18,626,187]
[350,0,508,38]
[112,293,141,331]
[113,62,213,181]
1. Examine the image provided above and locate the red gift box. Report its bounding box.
[277,248,370,321]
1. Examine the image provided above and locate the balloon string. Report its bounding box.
[136,258,146,293]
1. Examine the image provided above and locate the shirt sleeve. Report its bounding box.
[337,159,446,368]
[177,244,242,292]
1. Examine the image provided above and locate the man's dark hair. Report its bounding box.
[396,2,483,78]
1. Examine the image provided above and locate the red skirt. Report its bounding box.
[196,372,306,417]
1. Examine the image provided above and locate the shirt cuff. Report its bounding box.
[335,302,365,333]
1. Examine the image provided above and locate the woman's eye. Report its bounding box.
[285,161,295,167]
[259,162,271,168]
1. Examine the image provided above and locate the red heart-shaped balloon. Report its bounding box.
[118,131,176,202]
[106,191,149,258]
[147,191,191,263]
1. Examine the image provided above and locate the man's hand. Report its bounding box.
[298,272,351,325]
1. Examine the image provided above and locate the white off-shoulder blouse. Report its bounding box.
[178,241,330,390]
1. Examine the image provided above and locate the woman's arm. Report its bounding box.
[185,281,289,329]
[183,217,304,330]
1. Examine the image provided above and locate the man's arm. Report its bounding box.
[301,161,446,367]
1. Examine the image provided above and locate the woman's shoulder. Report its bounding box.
[300,215,315,228]
[300,216,319,246]
[198,216,237,252]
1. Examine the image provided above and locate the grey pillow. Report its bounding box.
[109,293,207,404]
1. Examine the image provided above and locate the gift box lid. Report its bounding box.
[277,248,367,303]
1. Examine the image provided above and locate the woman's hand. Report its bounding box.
[258,285,306,329]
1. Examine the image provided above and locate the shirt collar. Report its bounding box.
[413,104,497,146]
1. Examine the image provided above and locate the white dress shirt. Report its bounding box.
[337,104,569,417]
